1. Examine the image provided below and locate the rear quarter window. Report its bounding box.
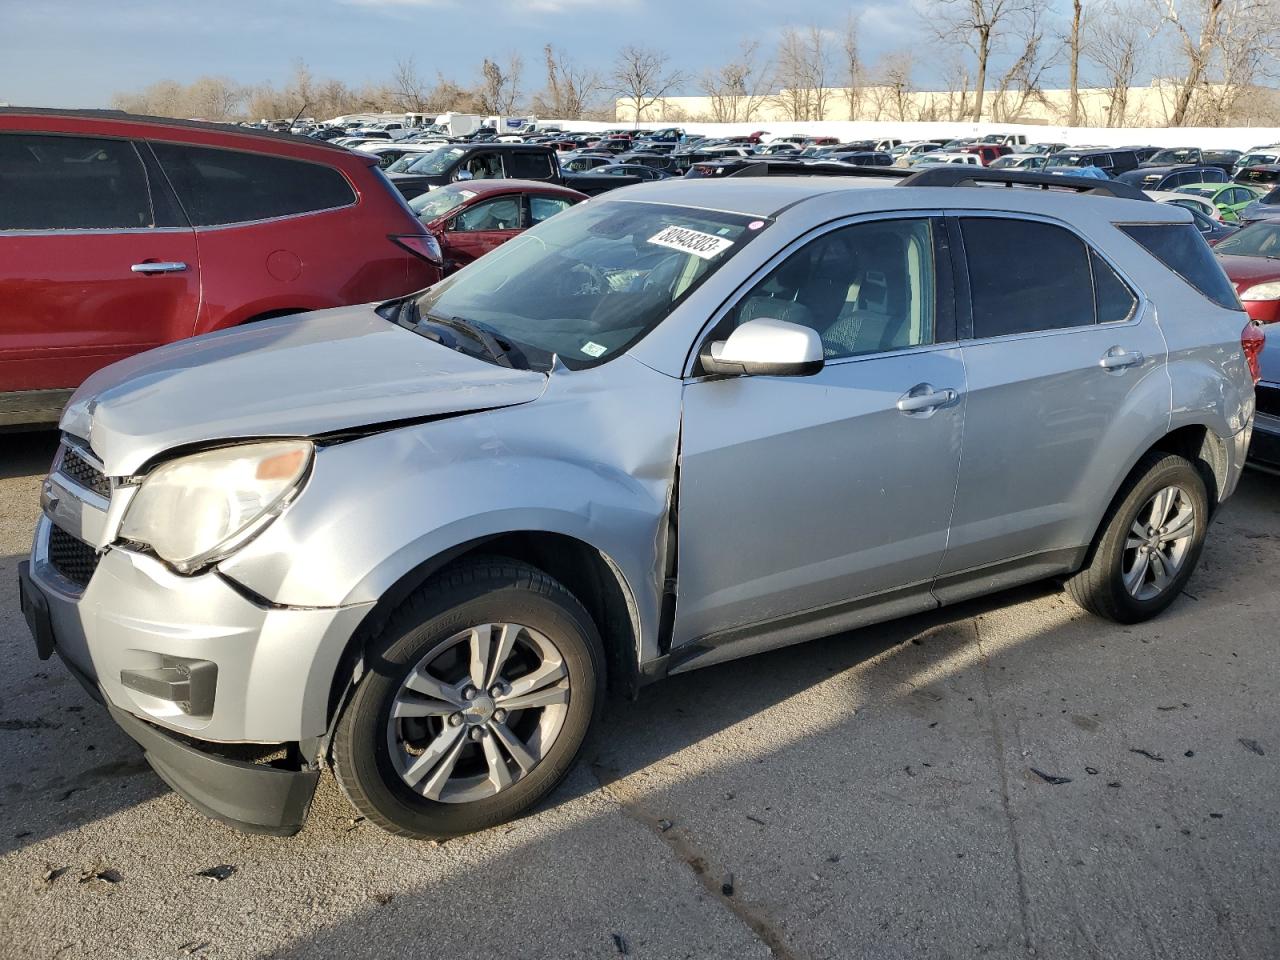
[1120,223,1240,310]
[151,142,356,226]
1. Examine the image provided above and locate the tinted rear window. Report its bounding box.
[0,133,151,230]
[1120,223,1240,309]
[152,143,355,226]
[506,152,555,179]
[962,218,1096,337]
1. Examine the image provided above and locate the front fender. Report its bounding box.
[217,356,682,662]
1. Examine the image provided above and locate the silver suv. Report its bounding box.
[19,174,1259,839]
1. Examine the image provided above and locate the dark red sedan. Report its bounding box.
[408,180,587,275]
[1214,221,1280,324]
[0,109,440,424]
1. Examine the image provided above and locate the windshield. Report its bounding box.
[410,200,767,369]
[409,186,473,221]
[1214,223,1280,258]
[1050,154,1089,167]
[1241,153,1279,168]
[406,147,466,174]
[387,149,442,173]
[1179,185,1220,198]
[1151,149,1197,164]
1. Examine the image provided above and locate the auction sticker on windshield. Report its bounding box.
[648,225,735,260]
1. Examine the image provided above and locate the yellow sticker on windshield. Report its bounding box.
[648,225,734,260]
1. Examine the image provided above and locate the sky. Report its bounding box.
[0,0,1023,109]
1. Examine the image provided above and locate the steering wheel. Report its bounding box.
[556,262,609,297]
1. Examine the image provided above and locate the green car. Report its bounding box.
[1174,182,1264,222]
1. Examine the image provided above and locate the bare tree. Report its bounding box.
[869,52,918,120]
[477,54,523,115]
[1067,0,1083,124]
[990,3,1059,121]
[610,46,685,121]
[389,56,431,112]
[533,44,601,119]
[840,15,864,119]
[699,41,773,121]
[186,77,243,120]
[772,25,834,120]
[1085,0,1148,125]
[1156,0,1280,125]
[927,0,1030,120]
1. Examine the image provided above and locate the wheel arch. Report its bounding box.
[324,530,644,732]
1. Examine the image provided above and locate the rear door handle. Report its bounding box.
[131,261,187,274]
[896,385,958,413]
[1099,347,1144,369]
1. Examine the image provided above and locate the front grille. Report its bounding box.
[59,445,110,498]
[1258,384,1280,418]
[48,525,100,588]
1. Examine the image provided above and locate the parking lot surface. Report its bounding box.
[0,428,1277,960]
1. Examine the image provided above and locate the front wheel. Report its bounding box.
[1066,452,1208,623]
[333,560,604,839]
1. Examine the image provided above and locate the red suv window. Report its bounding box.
[151,142,355,226]
[0,133,151,230]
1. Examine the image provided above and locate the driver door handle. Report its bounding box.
[131,261,187,274]
[896,386,958,413]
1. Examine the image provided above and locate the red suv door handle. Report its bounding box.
[131,261,188,274]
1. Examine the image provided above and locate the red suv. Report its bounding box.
[0,109,442,425]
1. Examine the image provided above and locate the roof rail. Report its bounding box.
[714,160,905,180]
[899,166,1151,201]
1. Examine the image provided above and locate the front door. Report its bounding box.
[0,132,199,397]
[441,195,523,272]
[672,216,966,655]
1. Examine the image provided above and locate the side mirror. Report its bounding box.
[699,318,824,378]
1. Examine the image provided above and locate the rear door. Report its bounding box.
[936,214,1167,593]
[673,215,966,652]
[0,131,199,398]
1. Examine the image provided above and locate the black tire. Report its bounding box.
[333,558,605,839]
[1065,452,1208,623]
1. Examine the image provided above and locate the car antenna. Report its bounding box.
[288,101,308,131]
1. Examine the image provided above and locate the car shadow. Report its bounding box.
[0,429,58,480]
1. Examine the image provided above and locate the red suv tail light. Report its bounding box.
[1242,320,1265,384]
[390,233,442,264]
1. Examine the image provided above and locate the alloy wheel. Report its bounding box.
[386,622,570,803]
[1121,485,1196,601]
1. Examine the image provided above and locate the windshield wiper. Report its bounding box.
[422,312,519,369]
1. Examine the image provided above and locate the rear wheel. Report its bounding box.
[333,559,604,839]
[1066,452,1208,623]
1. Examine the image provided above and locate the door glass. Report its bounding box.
[454,196,522,232]
[724,218,936,360]
[151,143,354,225]
[506,152,554,179]
[0,133,150,230]
[529,195,574,225]
[458,153,502,180]
[961,218,1095,337]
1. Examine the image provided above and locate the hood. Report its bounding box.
[1216,254,1280,291]
[1240,201,1280,222]
[62,305,548,475]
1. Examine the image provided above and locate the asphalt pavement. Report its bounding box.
[0,428,1276,960]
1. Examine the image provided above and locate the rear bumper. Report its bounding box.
[19,559,320,836]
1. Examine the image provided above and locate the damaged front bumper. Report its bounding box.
[20,512,371,835]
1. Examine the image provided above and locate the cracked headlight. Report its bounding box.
[120,440,313,572]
